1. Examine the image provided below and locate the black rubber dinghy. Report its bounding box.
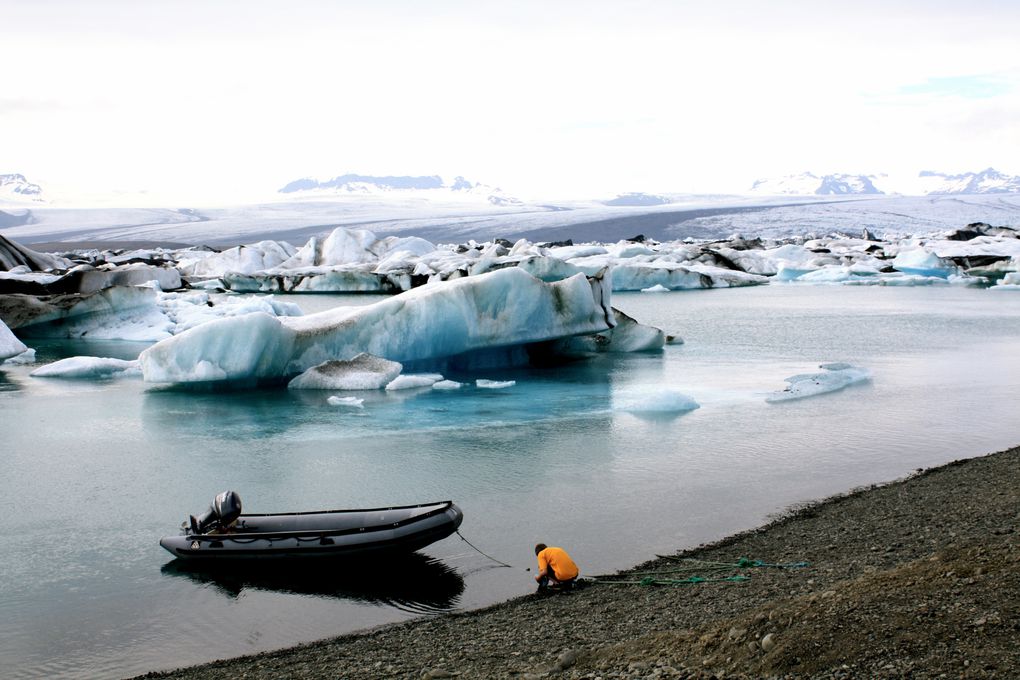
[160,494,464,560]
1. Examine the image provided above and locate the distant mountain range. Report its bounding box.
[749,168,1020,196]
[278,173,521,206]
[750,173,883,196]
[0,173,45,204]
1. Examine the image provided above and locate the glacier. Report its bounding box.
[139,267,616,386]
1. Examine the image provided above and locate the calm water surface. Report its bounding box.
[1,285,1019,679]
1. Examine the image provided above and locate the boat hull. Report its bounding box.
[160,501,463,560]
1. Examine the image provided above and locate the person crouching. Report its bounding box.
[534,543,579,591]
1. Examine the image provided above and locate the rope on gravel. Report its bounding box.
[455,530,516,569]
[656,555,811,569]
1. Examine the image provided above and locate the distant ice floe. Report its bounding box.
[30,356,140,379]
[766,363,870,403]
[385,373,444,390]
[616,388,701,414]
[476,379,515,389]
[432,380,463,390]
[326,395,365,408]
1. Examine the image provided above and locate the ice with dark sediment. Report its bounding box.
[139,267,616,386]
[766,364,870,403]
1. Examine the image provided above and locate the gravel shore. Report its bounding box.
[140,445,1020,680]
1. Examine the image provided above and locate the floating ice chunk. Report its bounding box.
[31,356,140,379]
[641,284,670,293]
[891,248,956,278]
[326,395,365,408]
[476,379,515,389]
[432,380,463,390]
[385,373,444,390]
[617,389,700,414]
[766,364,869,403]
[0,317,28,361]
[288,353,403,390]
[3,347,36,365]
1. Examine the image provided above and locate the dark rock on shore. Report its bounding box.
[138,445,1020,680]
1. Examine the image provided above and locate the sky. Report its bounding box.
[2,0,1020,206]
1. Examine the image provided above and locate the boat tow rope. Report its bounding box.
[590,556,810,587]
[455,530,517,569]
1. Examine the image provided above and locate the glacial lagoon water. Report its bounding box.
[2,285,1019,679]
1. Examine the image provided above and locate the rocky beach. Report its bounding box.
[139,445,1020,680]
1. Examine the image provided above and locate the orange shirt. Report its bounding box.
[537,546,579,580]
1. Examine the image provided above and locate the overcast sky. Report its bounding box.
[2,0,1019,205]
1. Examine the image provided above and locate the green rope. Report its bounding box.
[655,555,811,569]
[590,555,810,587]
[594,575,750,587]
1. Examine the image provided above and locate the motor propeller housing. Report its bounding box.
[189,491,242,535]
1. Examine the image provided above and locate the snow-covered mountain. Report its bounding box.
[0,173,45,204]
[278,173,521,206]
[917,168,1020,195]
[602,192,672,207]
[750,173,884,196]
[752,168,1020,196]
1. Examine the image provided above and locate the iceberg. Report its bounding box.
[0,286,175,342]
[0,316,28,361]
[139,267,614,386]
[3,347,35,365]
[287,354,403,390]
[766,364,870,402]
[432,380,463,390]
[30,356,140,379]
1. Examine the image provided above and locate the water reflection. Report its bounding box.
[161,552,464,614]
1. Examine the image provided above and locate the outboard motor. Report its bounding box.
[189,491,243,535]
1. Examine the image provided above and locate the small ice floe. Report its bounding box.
[385,373,444,390]
[766,363,870,403]
[476,379,516,389]
[640,283,670,293]
[616,389,700,415]
[432,380,463,390]
[30,356,141,379]
[287,353,403,390]
[326,395,364,408]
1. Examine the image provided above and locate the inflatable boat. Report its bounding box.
[160,491,464,560]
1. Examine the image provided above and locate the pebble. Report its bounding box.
[556,649,578,670]
[761,633,777,652]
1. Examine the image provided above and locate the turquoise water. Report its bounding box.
[1,286,1019,679]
